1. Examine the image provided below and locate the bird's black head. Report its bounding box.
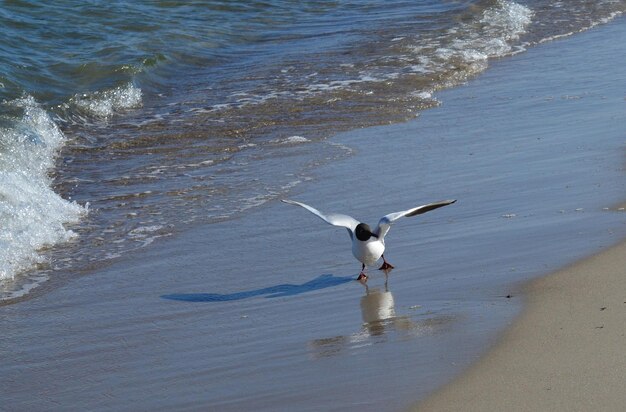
[355,223,377,241]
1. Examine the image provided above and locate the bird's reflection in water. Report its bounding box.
[360,275,407,337]
[309,272,455,359]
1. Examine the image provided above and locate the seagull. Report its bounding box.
[282,199,456,281]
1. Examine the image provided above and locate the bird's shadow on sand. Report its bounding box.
[161,274,354,302]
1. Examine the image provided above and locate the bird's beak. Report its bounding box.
[369,232,378,239]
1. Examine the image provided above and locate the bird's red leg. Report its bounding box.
[378,255,394,271]
[357,263,368,281]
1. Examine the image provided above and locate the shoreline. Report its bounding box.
[414,238,626,411]
[413,17,626,411]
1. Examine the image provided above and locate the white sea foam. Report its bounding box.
[0,96,85,281]
[481,0,532,43]
[128,225,168,248]
[72,83,142,118]
[283,135,309,144]
[270,135,310,145]
[538,10,623,44]
[435,0,533,65]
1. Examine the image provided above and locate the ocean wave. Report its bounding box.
[68,83,143,120]
[0,96,86,283]
[538,9,624,44]
[199,1,532,115]
[426,0,532,81]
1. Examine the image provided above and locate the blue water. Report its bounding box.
[0,0,624,298]
[0,1,470,107]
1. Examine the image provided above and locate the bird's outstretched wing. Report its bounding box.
[375,199,456,239]
[282,199,360,239]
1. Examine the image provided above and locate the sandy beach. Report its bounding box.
[415,239,626,411]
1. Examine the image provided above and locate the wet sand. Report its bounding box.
[2,16,626,412]
[414,17,626,412]
[415,240,626,411]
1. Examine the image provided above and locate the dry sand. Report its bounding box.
[414,239,626,411]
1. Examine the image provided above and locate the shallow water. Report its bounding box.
[2,19,625,411]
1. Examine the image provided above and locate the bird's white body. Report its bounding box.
[353,237,385,267]
[282,198,456,278]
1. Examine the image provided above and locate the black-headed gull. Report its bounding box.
[282,199,456,281]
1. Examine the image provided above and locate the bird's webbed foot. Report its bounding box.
[357,264,368,282]
[378,255,394,271]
